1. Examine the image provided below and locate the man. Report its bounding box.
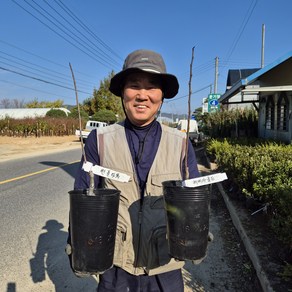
[72,49,200,291]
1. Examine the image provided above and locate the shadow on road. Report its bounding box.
[29,219,97,291]
[39,161,79,179]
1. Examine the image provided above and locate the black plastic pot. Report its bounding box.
[162,180,210,261]
[69,188,120,274]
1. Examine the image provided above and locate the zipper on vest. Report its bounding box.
[134,200,143,274]
[131,156,145,274]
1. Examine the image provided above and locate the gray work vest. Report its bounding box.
[96,122,186,275]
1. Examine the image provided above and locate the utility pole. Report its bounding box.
[261,24,265,68]
[214,57,219,94]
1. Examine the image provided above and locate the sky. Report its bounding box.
[1,0,292,115]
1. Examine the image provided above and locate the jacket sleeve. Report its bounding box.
[73,129,101,190]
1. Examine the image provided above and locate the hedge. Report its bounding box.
[0,117,81,137]
[206,138,292,245]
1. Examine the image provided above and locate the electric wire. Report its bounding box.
[0,50,95,89]
[165,84,212,103]
[23,0,117,69]
[34,0,120,67]
[223,0,259,68]
[0,66,91,95]
[220,59,260,67]
[0,56,93,94]
[0,79,73,100]
[0,58,66,86]
[11,0,119,70]
[54,0,122,62]
[178,59,215,84]
[179,59,214,77]
[48,0,122,65]
[0,57,89,92]
[0,40,98,101]
[0,39,96,79]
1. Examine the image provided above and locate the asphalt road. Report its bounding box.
[0,147,262,292]
[0,149,98,291]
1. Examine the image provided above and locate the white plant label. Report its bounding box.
[82,161,130,183]
[182,173,228,188]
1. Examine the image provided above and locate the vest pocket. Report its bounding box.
[150,173,182,195]
[147,225,171,269]
[113,224,127,267]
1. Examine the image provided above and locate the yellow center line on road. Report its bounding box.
[0,160,80,185]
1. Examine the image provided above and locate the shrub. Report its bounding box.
[92,109,116,124]
[68,107,89,121]
[0,117,80,136]
[206,139,292,245]
[204,108,258,138]
[45,109,67,118]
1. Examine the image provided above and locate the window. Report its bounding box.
[265,96,275,130]
[277,93,289,131]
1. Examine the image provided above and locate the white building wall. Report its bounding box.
[0,108,70,119]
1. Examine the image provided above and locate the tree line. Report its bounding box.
[0,71,124,124]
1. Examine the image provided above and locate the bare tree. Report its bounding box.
[0,98,11,108]
[12,98,25,108]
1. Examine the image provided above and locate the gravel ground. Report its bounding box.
[181,160,262,291]
[193,145,292,292]
[224,189,292,292]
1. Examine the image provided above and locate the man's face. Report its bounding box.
[122,71,163,127]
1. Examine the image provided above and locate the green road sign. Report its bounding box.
[208,94,221,112]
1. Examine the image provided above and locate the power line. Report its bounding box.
[220,59,260,67]
[178,59,215,83]
[224,0,259,67]
[51,0,122,63]
[0,79,73,100]
[11,0,119,69]
[57,0,122,61]
[0,56,93,93]
[36,0,120,67]
[25,0,118,68]
[0,50,95,89]
[165,84,212,103]
[0,66,91,95]
[0,39,95,79]
[11,0,104,67]
[0,58,72,88]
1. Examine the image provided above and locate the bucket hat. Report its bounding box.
[109,49,179,99]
